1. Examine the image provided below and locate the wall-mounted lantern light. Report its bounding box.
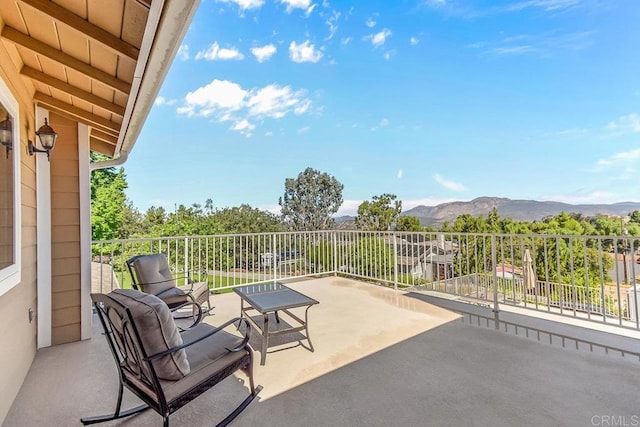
[28,118,58,160]
[0,114,11,159]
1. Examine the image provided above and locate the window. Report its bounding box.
[0,76,21,295]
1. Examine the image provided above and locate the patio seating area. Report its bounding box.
[3,277,640,427]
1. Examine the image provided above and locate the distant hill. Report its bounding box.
[402,197,640,227]
[334,197,640,228]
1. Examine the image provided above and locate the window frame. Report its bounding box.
[0,76,22,295]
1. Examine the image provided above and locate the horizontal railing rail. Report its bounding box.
[92,230,640,331]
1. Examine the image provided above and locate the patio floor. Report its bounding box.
[3,277,639,427]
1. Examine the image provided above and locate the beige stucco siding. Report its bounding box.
[0,42,38,423]
[49,113,81,345]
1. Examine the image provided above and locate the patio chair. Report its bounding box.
[81,289,261,427]
[127,254,213,328]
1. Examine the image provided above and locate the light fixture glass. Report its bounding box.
[36,118,58,150]
[28,118,58,161]
[0,114,11,158]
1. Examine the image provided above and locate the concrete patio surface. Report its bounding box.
[3,277,639,427]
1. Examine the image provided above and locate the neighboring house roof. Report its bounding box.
[495,265,523,277]
[395,241,456,266]
[0,0,199,158]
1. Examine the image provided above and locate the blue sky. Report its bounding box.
[126,0,640,216]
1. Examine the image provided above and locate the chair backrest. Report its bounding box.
[127,254,176,295]
[92,290,191,407]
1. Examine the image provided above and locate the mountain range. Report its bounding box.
[335,197,640,228]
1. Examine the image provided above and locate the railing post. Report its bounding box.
[393,232,398,290]
[272,234,277,284]
[184,237,189,275]
[491,234,500,329]
[332,231,338,275]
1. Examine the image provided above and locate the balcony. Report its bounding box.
[4,232,640,426]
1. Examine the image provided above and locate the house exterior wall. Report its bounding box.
[0,42,38,423]
[49,113,82,345]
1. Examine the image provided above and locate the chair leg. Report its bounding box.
[214,351,262,427]
[215,385,263,427]
[244,353,256,395]
[80,380,149,425]
[163,415,169,427]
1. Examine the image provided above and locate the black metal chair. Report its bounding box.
[81,289,261,427]
[127,254,213,328]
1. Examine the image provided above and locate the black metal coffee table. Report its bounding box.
[234,282,319,365]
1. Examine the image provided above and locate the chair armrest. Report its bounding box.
[145,317,250,362]
[167,300,203,330]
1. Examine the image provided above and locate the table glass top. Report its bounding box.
[234,283,319,312]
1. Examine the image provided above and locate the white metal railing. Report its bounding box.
[92,230,640,331]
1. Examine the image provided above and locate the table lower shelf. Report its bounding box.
[240,304,315,365]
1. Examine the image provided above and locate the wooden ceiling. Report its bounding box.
[0,0,153,156]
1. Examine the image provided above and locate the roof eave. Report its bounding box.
[114,0,200,160]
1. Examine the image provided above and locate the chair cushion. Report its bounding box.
[160,323,249,403]
[182,281,210,306]
[157,287,190,308]
[130,254,176,296]
[110,289,190,380]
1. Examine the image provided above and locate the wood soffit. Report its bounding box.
[0,0,151,154]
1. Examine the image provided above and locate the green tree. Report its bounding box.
[279,167,344,230]
[90,153,127,241]
[347,236,394,279]
[487,207,501,233]
[396,215,423,231]
[356,193,402,231]
[119,201,143,239]
[213,204,281,233]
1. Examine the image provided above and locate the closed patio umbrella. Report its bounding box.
[523,248,536,292]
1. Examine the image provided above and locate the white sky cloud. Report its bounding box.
[595,148,640,169]
[502,0,579,12]
[248,85,301,118]
[183,80,247,113]
[341,37,352,45]
[298,126,311,133]
[410,37,419,46]
[365,18,376,27]
[251,44,277,62]
[367,28,392,47]
[230,120,256,136]
[217,0,264,11]
[196,42,244,60]
[289,40,323,63]
[384,50,395,60]
[335,199,363,217]
[154,96,176,106]
[280,0,315,14]
[294,99,312,114]
[179,79,313,135]
[261,203,282,215]
[490,45,537,55]
[325,10,341,40]
[433,173,468,192]
[542,191,618,205]
[605,113,640,136]
[475,31,594,57]
[397,169,403,179]
[177,44,189,61]
[371,118,388,131]
[336,197,461,216]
